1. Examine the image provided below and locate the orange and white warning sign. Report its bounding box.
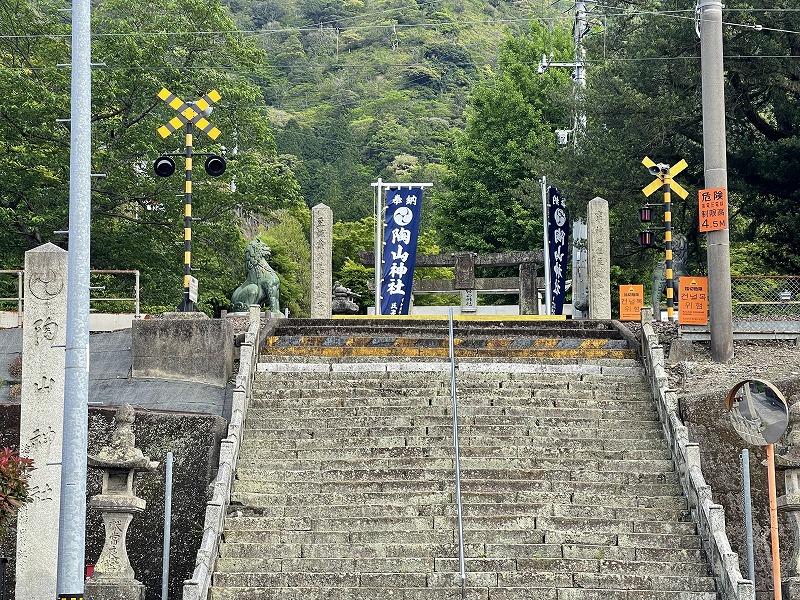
[619,285,644,321]
[679,277,708,325]
[698,187,728,232]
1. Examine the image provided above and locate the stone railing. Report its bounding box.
[183,306,264,600]
[639,307,755,600]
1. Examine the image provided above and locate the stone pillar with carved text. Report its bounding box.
[587,197,612,319]
[16,243,68,600]
[310,203,333,319]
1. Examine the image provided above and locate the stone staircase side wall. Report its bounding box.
[640,307,754,600]
[183,307,267,600]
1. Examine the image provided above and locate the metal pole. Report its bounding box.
[766,443,782,600]
[162,451,174,600]
[447,308,466,597]
[16,271,22,327]
[57,0,92,594]
[0,556,7,600]
[541,177,552,315]
[699,0,734,361]
[374,178,383,316]
[178,123,195,312]
[573,0,587,139]
[134,270,140,318]
[662,172,675,321]
[741,449,756,585]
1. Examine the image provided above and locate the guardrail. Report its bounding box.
[182,307,268,600]
[0,269,140,320]
[639,306,754,600]
[0,270,23,326]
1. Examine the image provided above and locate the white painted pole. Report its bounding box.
[541,177,552,315]
[373,178,383,315]
[57,0,92,594]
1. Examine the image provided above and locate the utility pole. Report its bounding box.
[698,0,734,362]
[58,0,91,595]
[538,0,589,143]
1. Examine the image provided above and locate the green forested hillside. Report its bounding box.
[0,0,798,316]
[223,0,569,222]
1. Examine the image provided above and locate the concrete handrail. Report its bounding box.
[639,307,754,600]
[182,306,263,600]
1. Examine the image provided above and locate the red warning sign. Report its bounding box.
[698,188,728,232]
[679,277,708,325]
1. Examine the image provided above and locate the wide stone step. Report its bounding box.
[228,489,687,510]
[243,407,660,429]
[240,422,666,440]
[237,434,665,454]
[228,494,688,524]
[263,335,636,359]
[209,586,485,600]
[231,465,679,487]
[268,317,629,337]
[249,395,656,412]
[245,401,659,418]
[212,588,716,600]
[235,444,671,462]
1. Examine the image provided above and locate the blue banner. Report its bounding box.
[380,187,423,315]
[548,187,569,315]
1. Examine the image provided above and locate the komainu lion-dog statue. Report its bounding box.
[230,239,281,313]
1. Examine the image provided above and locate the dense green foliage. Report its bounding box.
[0,0,301,314]
[1,0,799,316]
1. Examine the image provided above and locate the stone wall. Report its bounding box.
[0,405,227,600]
[680,376,800,600]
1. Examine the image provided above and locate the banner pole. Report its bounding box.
[374,178,382,316]
[541,176,552,315]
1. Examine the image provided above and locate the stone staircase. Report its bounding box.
[210,318,719,600]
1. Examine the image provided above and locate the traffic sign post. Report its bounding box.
[156,88,225,311]
[642,157,689,321]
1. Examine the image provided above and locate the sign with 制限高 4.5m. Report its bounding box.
[698,187,727,232]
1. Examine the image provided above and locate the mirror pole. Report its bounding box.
[767,443,783,600]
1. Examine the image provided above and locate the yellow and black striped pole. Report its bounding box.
[662,170,675,321]
[179,122,195,311]
[157,88,223,312]
[641,157,688,322]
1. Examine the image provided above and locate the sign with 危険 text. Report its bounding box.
[698,187,727,232]
[679,276,708,325]
[619,285,644,321]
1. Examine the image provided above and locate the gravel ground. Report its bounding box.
[625,320,800,396]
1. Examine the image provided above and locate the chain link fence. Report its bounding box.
[731,276,800,318]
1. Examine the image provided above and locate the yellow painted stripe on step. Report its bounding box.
[331,314,568,321]
[579,339,609,349]
[532,339,560,348]
[261,346,635,359]
[486,339,513,349]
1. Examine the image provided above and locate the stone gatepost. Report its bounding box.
[310,203,333,318]
[16,243,68,600]
[587,197,611,319]
[85,404,158,600]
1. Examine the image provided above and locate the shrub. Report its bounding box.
[0,448,34,530]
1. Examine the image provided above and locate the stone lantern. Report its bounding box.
[85,404,158,600]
